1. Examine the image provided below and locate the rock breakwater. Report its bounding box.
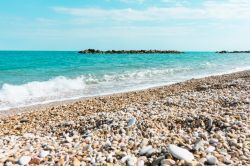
[216,50,250,54]
[78,49,183,54]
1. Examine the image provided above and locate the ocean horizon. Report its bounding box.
[0,51,250,110]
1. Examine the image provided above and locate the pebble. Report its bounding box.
[39,150,50,158]
[90,158,96,164]
[18,156,31,165]
[139,145,153,156]
[140,138,149,147]
[206,155,218,165]
[106,154,113,162]
[206,146,215,153]
[152,156,165,165]
[73,157,81,166]
[127,156,137,166]
[81,161,86,166]
[121,155,131,163]
[136,159,144,166]
[20,119,29,123]
[209,138,219,145]
[224,158,233,165]
[161,159,176,165]
[207,118,213,130]
[193,139,203,151]
[127,117,136,127]
[168,144,194,162]
[29,158,40,165]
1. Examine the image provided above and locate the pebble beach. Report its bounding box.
[0,70,249,166]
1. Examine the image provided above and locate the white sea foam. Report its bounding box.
[0,66,249,111]
[0,76,86,110]
[0,68,190,110]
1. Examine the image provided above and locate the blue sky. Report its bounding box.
[1,0,250,51]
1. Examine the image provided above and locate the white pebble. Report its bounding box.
[121,155,131,163]
[206,155,218,165]
[39,150,49,158]
[168,144,194,162]
[206,146,215,153]
[136,159,145,166]
[39,150,50,158]
[209,138,219,145]
[139,145,153,156]
[18,156,31,165]
[127,156,137,166]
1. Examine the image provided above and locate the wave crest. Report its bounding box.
[0,67,192,110]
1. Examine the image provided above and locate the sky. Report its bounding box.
[0,0,250,51]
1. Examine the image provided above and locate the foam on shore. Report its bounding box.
[1,66,250,111]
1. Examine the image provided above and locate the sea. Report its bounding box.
[0,51,250,110]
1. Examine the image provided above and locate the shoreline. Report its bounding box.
[0,70,249,165]
[1,69,249,117]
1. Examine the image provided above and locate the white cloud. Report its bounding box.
[120,0,145,3]
[53,0,250,22]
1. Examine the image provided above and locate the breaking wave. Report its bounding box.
[1,64,248,111]
[0,68,191,110]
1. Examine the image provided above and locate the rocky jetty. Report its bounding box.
[216,50,250,54]
[0,70,250,165]
[78,49,184,54]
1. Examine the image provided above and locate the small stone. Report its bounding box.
[138,156,147,162]
[20,119,29,123]
[224,158,233,165]
[63,120,75,126]
[90,158,96,164]
[127,117,136,127]
[73,157,81,166]
[206,146,215,153]
[193,132,199,138]
[66,136,73,143]
[81,161,86,166]
[168,144,194,162]
[39,150,50,158]
[199,158,207,164]
[19,156,31,165]
[127,156,137,166]
[58,158,64,166]
[29,158,40,165]
[139,146,153,156]
[193,139,203,151]
[209,139,219,145]
[206,155,218,165]
[152,156,165,165]
[121,155,130,163]
[161,159,175,165]
[187,161,202,166]
[136,159,144,166]
[140,138,149,147]
[106,154,113,162]
[207,118,213,130]
[146,148,155,156]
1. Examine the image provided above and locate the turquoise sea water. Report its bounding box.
[0,51,250,110]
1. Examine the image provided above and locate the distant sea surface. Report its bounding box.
[0,51,250,110]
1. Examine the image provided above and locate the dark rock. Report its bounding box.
[78,49,184,54]
[216,50,250,54]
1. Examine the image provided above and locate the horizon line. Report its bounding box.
[0,49,227,52]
